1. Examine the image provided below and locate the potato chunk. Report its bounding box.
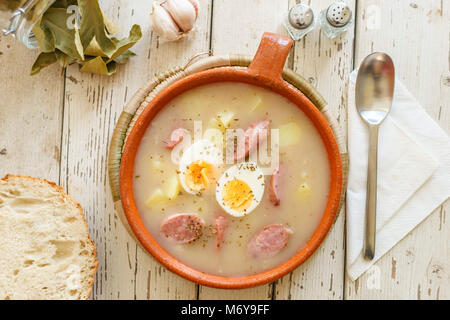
[278,122,301,147]
[207,118,222,131]
[207,111,234,137]
[249,95,263,112]
[208,117,225,133]
[163,174,181,200]
[217,110,234,128]
[145,188,168,208]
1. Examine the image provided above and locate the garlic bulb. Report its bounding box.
[150,0,199,41]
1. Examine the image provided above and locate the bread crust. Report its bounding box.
[1,174,98,300]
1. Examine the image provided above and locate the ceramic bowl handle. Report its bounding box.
[248,32,293,83]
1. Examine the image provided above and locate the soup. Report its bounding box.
[133,82,330,277]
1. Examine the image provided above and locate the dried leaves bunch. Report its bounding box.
[31,0,142,75]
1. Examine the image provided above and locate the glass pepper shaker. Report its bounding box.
[319,1,353,39]
[1,0,55,48]
[283,2,315,41]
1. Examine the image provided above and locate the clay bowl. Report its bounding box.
[120,32,343,289]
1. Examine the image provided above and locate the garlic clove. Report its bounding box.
[188,0,199,18]
[150,1,181,41]
[164,0,197,33]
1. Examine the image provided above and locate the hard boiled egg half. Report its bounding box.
[216,162,265,217]
[178,139,222,194]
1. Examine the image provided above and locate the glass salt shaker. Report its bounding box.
[1,0,55,48]
[283,3,315,41]
[319,1,353,39]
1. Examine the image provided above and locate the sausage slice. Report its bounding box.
[269,166,281,206]
[214,214,229,249]
[160,213,205,243]
[165,128,185,150]
[247,224,290,259]
[235,120,270,161]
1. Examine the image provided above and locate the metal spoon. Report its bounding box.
[355,52,395,260]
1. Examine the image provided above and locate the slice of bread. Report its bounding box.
[0,175,98,300]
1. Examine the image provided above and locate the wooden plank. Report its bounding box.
[198,0,290,300]
[345,0,449,300]
[274,0,354,300]
[60,0,212,299]
[0,37,64,182]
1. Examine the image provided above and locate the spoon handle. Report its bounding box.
[364,124,379,260]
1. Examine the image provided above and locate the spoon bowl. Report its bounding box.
[356,52,395,260]
[356,53,395,124]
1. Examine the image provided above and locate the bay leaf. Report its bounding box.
[0,1,27,11]
[32,18,55,53]
[113,50,136,64]
[79,56,116,75]
[51,0,78,7]
[79,56,107,74]
[107,61,117,75]
[78,0,116,58]
[55,49,77,67]
[31,52,57,75]
[40,8,84,60]
[26,0,53,22]
[102,10,120,35]
[107,24,142,63]
[84,37,108,57]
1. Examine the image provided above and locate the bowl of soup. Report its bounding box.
[120,33,343,288]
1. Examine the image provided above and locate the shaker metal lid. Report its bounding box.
[326,1,352,27]
[288,4,314,30]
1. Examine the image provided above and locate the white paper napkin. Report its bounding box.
[346,69,450,280]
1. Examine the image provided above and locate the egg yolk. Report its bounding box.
[222,179,253,213]
[185,160,215,192]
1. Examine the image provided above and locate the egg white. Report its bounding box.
[215,162,266,217]
[178,139,222,194]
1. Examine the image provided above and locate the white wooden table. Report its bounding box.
[0,0,448,300]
